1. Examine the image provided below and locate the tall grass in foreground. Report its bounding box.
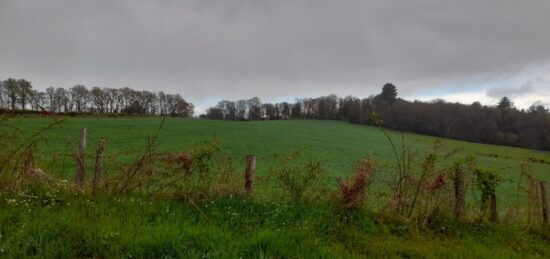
[1,114,548,225]
[0,115,548,257]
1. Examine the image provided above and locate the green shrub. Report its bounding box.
[268,151,326,203]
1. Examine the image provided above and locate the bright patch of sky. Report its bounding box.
[412,65,550,110]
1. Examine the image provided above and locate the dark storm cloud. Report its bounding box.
[1,0,550,105]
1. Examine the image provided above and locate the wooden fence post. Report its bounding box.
[454,166,466,220]
[93,139,106,195]
[489,174,498,223]
[526,174,538,224]
[489,192,498,223]
[486,174,499,223]
[245,155,256,196]
[541,181,549,225]
[75,128,87,188]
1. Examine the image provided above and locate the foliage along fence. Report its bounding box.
[0,114,548,232]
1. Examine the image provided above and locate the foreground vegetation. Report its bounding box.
[4,117,549,203]
[0,116,549,258]
[1,195,548,258]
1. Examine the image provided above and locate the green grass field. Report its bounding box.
[1,117,549,258]
[6,117,550,177]
[5,117,550,199]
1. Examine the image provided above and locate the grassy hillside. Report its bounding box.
[1,116,549,258]
[5,117,550,187]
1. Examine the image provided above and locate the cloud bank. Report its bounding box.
[1,0,549,109]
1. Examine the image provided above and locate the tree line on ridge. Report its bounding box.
[202,84,550,151]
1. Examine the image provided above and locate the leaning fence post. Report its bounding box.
[245,155,256,196]
[75,128,87,188]
[541,181,549,225]
[454,166,466,220]
[93,139,106,195]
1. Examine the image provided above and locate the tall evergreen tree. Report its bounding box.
[380,83,398,105]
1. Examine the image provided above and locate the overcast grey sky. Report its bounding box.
[1,0,550,112]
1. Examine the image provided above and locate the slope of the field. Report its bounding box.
[2,117,550,258]
[6,117,549,185]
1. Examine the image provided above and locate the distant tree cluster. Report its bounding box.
[0,78,194,117]
[203,83,550,151]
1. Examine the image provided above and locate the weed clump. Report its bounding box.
[268,151,326,203]
[474,168,501,222]
[337,157,376,210]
